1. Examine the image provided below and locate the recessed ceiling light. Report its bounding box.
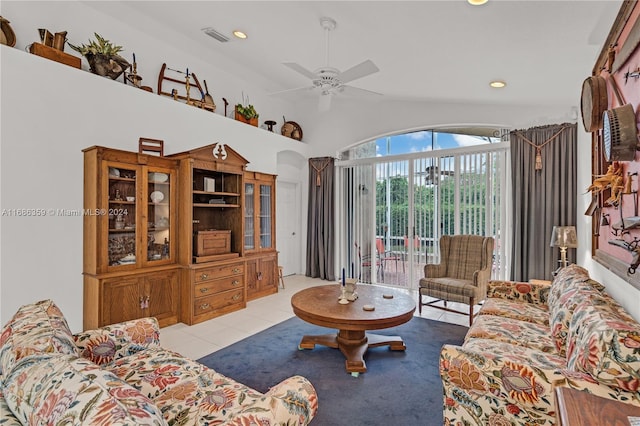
[233,30,247,39]
[468,0,488,5]
[490,80,506,88]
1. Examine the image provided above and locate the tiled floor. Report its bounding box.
[160,274,469,360]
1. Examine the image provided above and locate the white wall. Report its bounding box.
[2,1,638,329]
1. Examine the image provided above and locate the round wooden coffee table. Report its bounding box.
[291,284,416,376]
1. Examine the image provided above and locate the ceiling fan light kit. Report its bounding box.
[273,16,381,111]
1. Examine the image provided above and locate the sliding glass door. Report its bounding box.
[337,142,509,289]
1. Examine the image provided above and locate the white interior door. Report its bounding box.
[276,180,301,275]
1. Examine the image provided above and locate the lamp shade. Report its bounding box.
[550,226,578,248]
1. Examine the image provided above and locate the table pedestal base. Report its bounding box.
[299,329,406,375]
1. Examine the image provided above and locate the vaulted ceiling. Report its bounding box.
[87,1,621,112]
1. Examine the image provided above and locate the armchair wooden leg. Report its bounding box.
[418,291,422,314]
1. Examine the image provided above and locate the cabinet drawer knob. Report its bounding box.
[232,280,239,286]
[199,303,210,310]
[200,273,209,280]
[199,287,210,293]
[232,294,240,301]
[232,268,240,273]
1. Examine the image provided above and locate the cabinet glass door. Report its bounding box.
[244,183,255,250]
[147,169,172,263]
[259,184,272,249]
[107,165,137,267]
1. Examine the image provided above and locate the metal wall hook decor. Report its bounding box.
[624,67,640,84]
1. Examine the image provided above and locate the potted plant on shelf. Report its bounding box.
[69,33,130,80]
[235,95,259,126]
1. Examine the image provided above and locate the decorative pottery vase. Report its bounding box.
[86,53,130,80]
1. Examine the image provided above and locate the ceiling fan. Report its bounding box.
[273,17,381,111]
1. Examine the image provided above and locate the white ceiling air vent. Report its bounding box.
[202,27,230,43]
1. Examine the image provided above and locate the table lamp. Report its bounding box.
[550,226,578,269]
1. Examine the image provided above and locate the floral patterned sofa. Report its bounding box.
[440,264,640,425]
[0,300,318,425]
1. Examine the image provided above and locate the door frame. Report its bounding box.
[276,178,302,276]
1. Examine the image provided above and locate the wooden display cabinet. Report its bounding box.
[244,171,279,300]
[169,143,249,324]
[83,146,180,329]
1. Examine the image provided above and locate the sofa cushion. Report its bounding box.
[566,300,640,392]
[465,314,557,353]
[548,264,597,305]
[547,266,606,356]
[106,347,316,425]
[2,353,166,425]
[0,300,77,381]
[480,298,549,325]
[487,280,551,305]
[464,338,566,369]
[74,317,161,366]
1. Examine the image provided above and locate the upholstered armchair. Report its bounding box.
[418,234,494,326]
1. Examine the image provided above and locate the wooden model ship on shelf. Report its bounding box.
[157,63,216,112]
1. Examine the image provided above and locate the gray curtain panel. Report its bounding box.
[510,123,577,281]
[306,157,336,280]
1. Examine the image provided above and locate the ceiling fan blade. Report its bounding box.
[318,93,332,112]
[337,59,379,84]
[340,85,383,97]
[269,85,315,97]
[282,62,317,80]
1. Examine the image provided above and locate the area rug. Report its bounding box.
[198,316,467,426]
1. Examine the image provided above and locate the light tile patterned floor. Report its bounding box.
[160,274,468,360]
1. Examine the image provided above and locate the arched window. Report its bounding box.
[336,126,509,288]
[340,127,504,160]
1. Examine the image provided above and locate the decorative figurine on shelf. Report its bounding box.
[68,33,130,80]
[185,68,191,103]
[163,238,169,258]
[114,189,122,201]
[202,80,216,112]
[125,52,143,88]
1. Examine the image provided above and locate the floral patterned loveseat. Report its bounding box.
[0,300,318,425]
[440,264,640,425]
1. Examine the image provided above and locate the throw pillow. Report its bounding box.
[566,300,640,391]
[547,267,606,355]
[0,299,77,382]
[74,317,160,366]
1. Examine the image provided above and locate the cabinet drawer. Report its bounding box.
[194,276,243,297]
[193,289,244,314]
[194,262,244,282]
